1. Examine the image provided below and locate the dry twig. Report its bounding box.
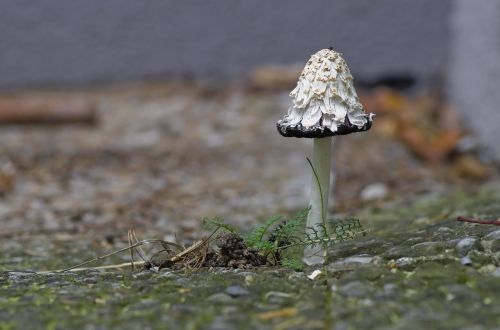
[457,216,500,226]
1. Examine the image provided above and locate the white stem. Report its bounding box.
[303,137,332,265]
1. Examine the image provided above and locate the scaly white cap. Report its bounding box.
[277,48,374,138]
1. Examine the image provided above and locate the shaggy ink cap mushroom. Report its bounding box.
[277,48,374,265]
[277,48,374,138]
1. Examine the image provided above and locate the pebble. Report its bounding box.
[460,256,473,266]
[158,271,181,280]
[264,291,292,304]
[455,237,478,257]
[83,277,99,285]
[133,271,154,280]
[396,257,417,271]
[436,227,454,234]
[483,229,500,241]
[262,270,281,277]
[206,293,233,303]
[411,241,446,256]
[351,238,390,255]
[382,284,398,297]
[337,255,373,266]
[481,230,500,252]
[445,284,482,303]
[287,272,305,281]
[7,271,35,278]
[225,285,249,297]
[42,277,69,286]
[383,246,413,260]
[339,281,373,298]
[244,275,255,285]
[128,299,159,311]
[360,183,389,201]
[492,267,500,278]
[478,264,497,275]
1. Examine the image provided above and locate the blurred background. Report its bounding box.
[0,0,499,240]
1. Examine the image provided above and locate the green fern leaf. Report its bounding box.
[244,215,283,249]
[202,217,237,234]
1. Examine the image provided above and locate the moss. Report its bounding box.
[1,188,500,329]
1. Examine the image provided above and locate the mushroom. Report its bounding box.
[277,48,374,265]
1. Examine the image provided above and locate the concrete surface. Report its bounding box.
[449,0,500,161]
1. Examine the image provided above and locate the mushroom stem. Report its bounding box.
[304,136,332,265]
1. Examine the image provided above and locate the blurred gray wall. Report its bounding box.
[449,0,500,161]
[0,0,450,89]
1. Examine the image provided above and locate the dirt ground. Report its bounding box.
[1,82,496,243]
[0,83,499,329]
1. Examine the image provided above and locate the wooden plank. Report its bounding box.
[0,98,97,125]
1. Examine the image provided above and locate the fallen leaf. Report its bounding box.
[257,307,298,321]
[453,155,491,179]
[307,269,323,280]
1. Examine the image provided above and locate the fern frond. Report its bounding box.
[275,217,366,251]
[329,218,365,241]
[273,207,309,239]
[202,217,237,234]
[244,215,283,248]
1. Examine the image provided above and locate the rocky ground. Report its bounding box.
[0,83,499,329]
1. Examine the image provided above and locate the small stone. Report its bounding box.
[262,270,281,276]
[360,298,374,306]
[382,284,398,297]
[340,255,373,265]
[352,266,385,281]
[468,250,492,265]
[128,299,158,311]
[411,241,446,256]
[133,271,153,280]
[437,227,453,233]
[478,264,497,275]
[352,238,390,255]
[455,237,478,257]
[492,267,500,277]
[338,281,373,298]
[42,277,68,286]
[264,291,292,304]
[7,272,34,279]
[482,230,500,252]
[383,246,413,260]
[405,237,426,244]
[396,257,417,271]
[484,229,500,241]
[83,277,98,285]
[460,256,473,266]
[244,275,255,285]
[206,293,233,303]
[442,284,482,303]
[220,306,239,315]
[371,256,384,266]
[329,255,374,271]
[225,285,249,297]
[360,183,389,201]
[287,272,305,281]
[158,271,180,280]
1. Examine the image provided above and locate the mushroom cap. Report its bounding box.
[277,48,374,138]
